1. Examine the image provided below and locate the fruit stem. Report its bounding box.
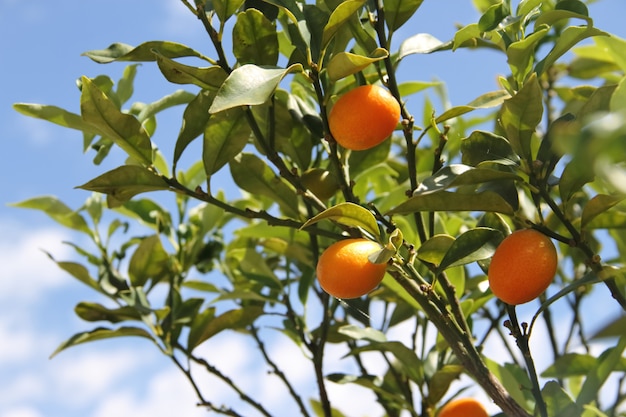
[505,304,549,417]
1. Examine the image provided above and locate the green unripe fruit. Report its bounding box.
[301,168,339,201]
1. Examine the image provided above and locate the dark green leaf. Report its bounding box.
[416,234,454,265]
[507,28,548,85]
[437,227,502,272]
[499,73,543,160]
[128,235,171,287]
[80,76,153,165]
[559,154,595,203]
[301,202,380,239]
[77,165,170,208]
[209,64,303,113]
[203,107,251,178]
[233,9,279,65]
[383,0,424,32]
[542,353,600,378]
[428,365,464,405]
[478,1,510,32]
[45,253,100,291]
[83,41,207,63]
[10,196,91,234]
[50,326,154,358]
[461,130,519,167]
[229,153,299,218]
[414,164,522,195]
[387,190,515,216]
[154,53,228,89]
[189,306,264,349]
[173,90,217,171]
[349,341,424,384]
[75,302,143,323]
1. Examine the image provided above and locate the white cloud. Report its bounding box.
[0,222,72,302]
[2,407,44,417]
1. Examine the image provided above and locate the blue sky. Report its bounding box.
[1,1,625,417]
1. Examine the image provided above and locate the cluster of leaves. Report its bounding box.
[12,0,626,416]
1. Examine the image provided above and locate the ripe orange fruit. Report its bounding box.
[438,398,489,417]
[301,168,339,200]
[316,238,386,299]
[488,229,558,305]
[327,84,401,151]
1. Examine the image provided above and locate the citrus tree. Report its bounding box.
[12,0,626,416]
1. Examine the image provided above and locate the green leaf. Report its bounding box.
[75,302,143,323]
[136,89,196,123]
[321,0,365,51]
[542,381,583,417]
[209,64,303,113]
[128,235,171,287]
[173,90,217,171]
[83,41,207,63]
[214,0,246,23]
[387,190,515,216]
[326,49,389,81]
[337,324,387,342]
[301,202,380,239]
[577,337,626,406]
[416,234,454,265]
[10,196,91,234]
[542,353,601,378]
[154,53,228,89]
[77,165,170,208]
[383,0,424,32]
[499,72,543,160]
[437,227,502,272]
[413,164,522,195]
[507,28,549,85]
[50,326,154,358]
[461,130,520,167]
[229,153,299,218]
[559,154,595,203]
[592,313,626,339]
[116,64,139,106]
[427,365,464,405]
[349,341,424,384]
[13,103,101,135]
[80,76,153,165]
[535,26,608,76]
[45,253,100,292]
[478,1,510,32]
[233,8,279,65]
[188,306,264,350]
[581,194,624,230]
[203,107,251,178]
[398,33,446,60]
[434,89,510,124]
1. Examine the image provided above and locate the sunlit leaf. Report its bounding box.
[349,341,424,384]
[398,33,446,60]
[413,164,522,195]
[416,234,454,265]
[321,0,364,50]
[435,90,510,124]
[301,202,380,239]
[173,90,216,171]
[383,0,424,32]
[542,381,583,417]
[188,306,264,350]
[13,103,100,135]
[499,73,543,160]
[214,0,246,23]
[83,41,208,63]
[478,1,510,32]
[10,196,91,234]
[326,49,389,81]
[507,28,548,85]
[581,194,624,230]
[136,89,196,123]
[428,365,464,405]
[338,324,387,342]
[461,130,519,167]
[577,337,626,406]
[77,165,170,208]
[45,252,100,291]
[209,63,303,113]
[80,76,153,165]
